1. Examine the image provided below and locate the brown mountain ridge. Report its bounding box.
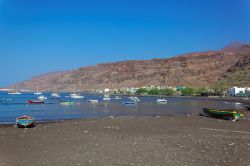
[15,44,250,91]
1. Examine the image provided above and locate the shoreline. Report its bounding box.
[1,115,250,166]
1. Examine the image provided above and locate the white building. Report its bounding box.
[104,88,111,93]
[228,87,250,96]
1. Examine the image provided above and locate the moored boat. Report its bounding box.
[60,101,76,106]
[113,96,122,100]
[8,91,22,95]
[203,108,243,120]
[129,96,140,102]
[103,94,111,101]
[16,115,35,128]
[156,99,168,103]
[8,84,22,95]
[28,100,45,104]
[123,101,137,105]
[51,86,60,98]
[51,93,60,98]
[88,99,99,103]
[38,95,47,100]
[70,93,84,99]
[34,85,42,95]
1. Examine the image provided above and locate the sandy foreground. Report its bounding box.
[0,114,250,166]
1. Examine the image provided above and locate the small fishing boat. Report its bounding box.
[203,108,243,120]
[103,94,111,101]
[51,93,60,98]
[123,101,137,105]
[34,85,42,95]
[38,95,47,100]
[129,96,140,102]
[60,101,76,106]
[16,115,35,128]
[28,100,45,104]
[8,91,22,95]
[157,99,168,103]
[88,99,99,103]
[51,86,60,98]
[70,93,84,99]
[128,96,141,102]
[113,96,122,100]
[8,84,22,95]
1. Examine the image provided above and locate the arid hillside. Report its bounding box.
[15,44,250,91]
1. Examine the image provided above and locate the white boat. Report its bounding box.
[103,94,111,101]
[51,93,60,98]
[157,99,168,103]
[51,86,60,98]
[71,93,84,99]
[113,96,122,100]
[8,84,22,95]
[129,96,140,102]
[70,84,84,99]
[38,95,47,100]
[34,85,42,95]
[88,99,99,103]
[8,91,22,95]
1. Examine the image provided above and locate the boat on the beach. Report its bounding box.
[123,101,137,105]
[203,108,243,120]
[88,99,99,103]
[28,100,45,104]
[156,99,168,103]
[16,115,35,128]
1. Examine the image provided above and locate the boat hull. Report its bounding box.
[203,108,242,120]
[60,102,76,106]
[88,100,98,103]
[16,116,35,128]
[28,100,45,104]
[123,101,136,105]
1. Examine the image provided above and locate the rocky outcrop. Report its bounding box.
[216,53,250,88]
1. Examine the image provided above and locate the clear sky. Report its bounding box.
[0,0,249,86]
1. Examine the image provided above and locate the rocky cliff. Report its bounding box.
[15,44,250,91]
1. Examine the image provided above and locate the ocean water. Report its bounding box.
[0,92,244,124]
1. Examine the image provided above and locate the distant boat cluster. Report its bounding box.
[4,90,168,105]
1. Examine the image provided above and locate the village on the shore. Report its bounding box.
[94,85,250,97]
[1,85,250,97]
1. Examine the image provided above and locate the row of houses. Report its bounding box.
[228,87,250,97]
[98,85,186,94]
[99,86,250,97]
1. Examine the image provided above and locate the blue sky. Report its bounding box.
[0,0,249,86]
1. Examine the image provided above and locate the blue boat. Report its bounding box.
[16,116,35,128]
[123,101,136,105]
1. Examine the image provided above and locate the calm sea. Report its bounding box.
[0,92,244,124]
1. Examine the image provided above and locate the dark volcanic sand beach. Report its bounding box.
[1,114,250,166]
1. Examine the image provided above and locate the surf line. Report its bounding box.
[198,127,250,134]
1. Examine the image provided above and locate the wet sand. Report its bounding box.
[0,114,250,166]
